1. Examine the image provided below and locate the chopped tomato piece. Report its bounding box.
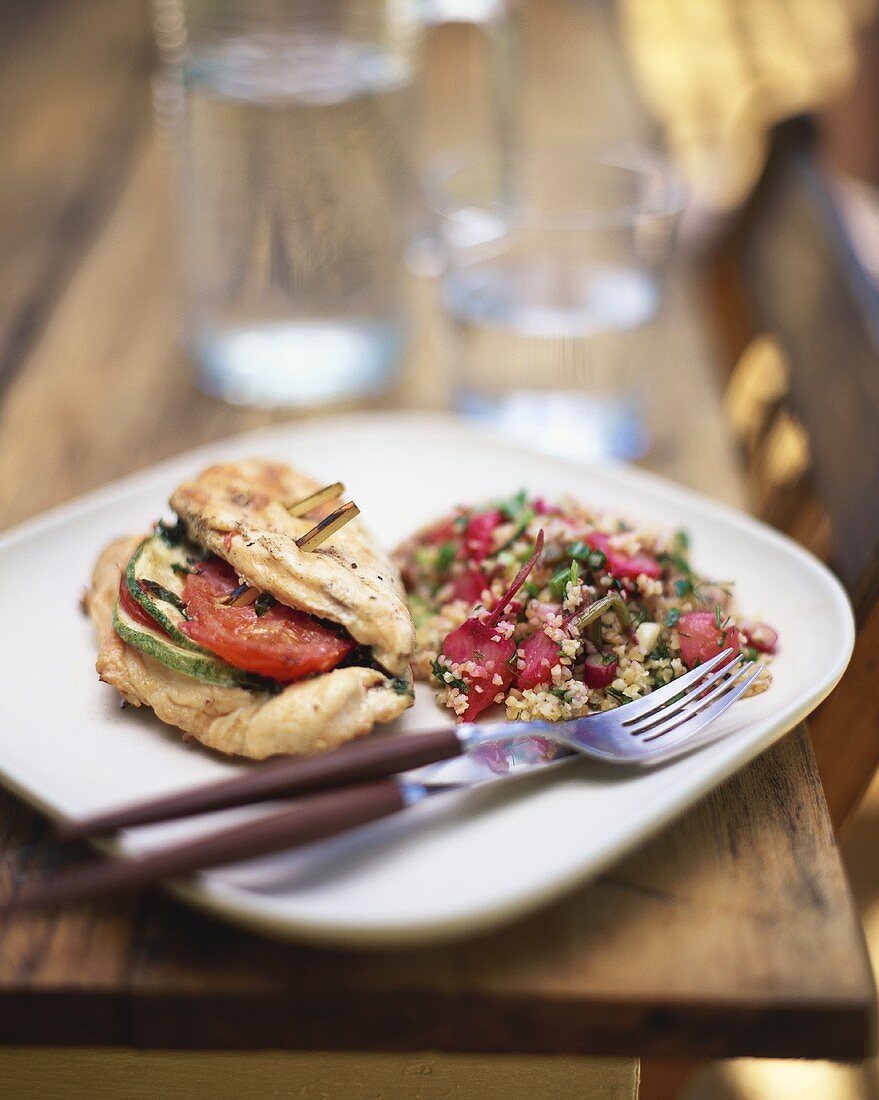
[180,557,354,682]
[119,577,167,634]
[588,532,661,580]
[677,610,741,670]
[515,629,560,691]
[441,532,544,721]
[450,568,488,604]
[464,509,504,561]
[423,514,460,545]
[443,621,517,721]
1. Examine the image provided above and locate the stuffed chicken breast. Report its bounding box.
[85,460,415,759]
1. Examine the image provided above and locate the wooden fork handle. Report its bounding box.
[57,727,462,841]
[10,780,409,913]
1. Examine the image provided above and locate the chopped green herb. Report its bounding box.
[170,562,195,577]
[549,565,571,601]
[391,678,414,697]
[714,602,723,629]
[675,578,694,598]
[605,686,628,704]
[588,549,607,571]
[550,686,570,700]
[568,541,591,560]
[435,542,457,572]
[649,641,670,660]
[665,608,681,628]
[155,516,188,546]
[673,529,690,552]
[549,558,581,601]
[254,592,276,617]
[523,580,540,598]
[497,488,528,521]
[743,645,759,662]
[430,657,469,693]
[658,551,690,575]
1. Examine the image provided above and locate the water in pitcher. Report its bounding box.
[444,260,660,460]
[179,34,415,405]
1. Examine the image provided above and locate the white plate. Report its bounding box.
[0,413,854,947]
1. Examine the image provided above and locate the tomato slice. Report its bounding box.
[587,532,661,580]
[119,576,168,634]
[677,611,741,670]
[179,557,355,682]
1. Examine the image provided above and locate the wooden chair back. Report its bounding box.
[711,115,879,825]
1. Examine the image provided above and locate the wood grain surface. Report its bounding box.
[0,0,874,1063]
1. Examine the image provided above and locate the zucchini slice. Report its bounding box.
[112,599,279,694]
[125,534,210,652]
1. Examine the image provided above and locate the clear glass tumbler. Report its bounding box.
[431,146,685,459]
[153,0,421,406]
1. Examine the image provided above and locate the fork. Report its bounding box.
[58,648,759,844]
[0,650,762,914]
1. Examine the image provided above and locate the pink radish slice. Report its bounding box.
[743,620,778,654]
[582,653,618,688]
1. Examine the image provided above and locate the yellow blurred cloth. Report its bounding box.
[621,0,876,209]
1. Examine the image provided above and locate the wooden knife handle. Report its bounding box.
[58,727,462,840]
[11,780,408,913]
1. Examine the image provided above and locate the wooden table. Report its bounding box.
[0,1,874,1091]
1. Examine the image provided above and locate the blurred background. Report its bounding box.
[3,1,879,1096]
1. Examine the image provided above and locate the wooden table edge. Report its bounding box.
[0,986,873,1061]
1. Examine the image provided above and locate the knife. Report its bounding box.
[4,733,573,913]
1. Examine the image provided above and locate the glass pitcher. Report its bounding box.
[152,0,518,407]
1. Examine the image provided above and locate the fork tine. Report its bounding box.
[616,648,735,724]
[626,656,748,735]
[639,664,763,747]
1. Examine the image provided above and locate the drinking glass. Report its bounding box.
[153,0,519,408]
[430,146,685,459]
